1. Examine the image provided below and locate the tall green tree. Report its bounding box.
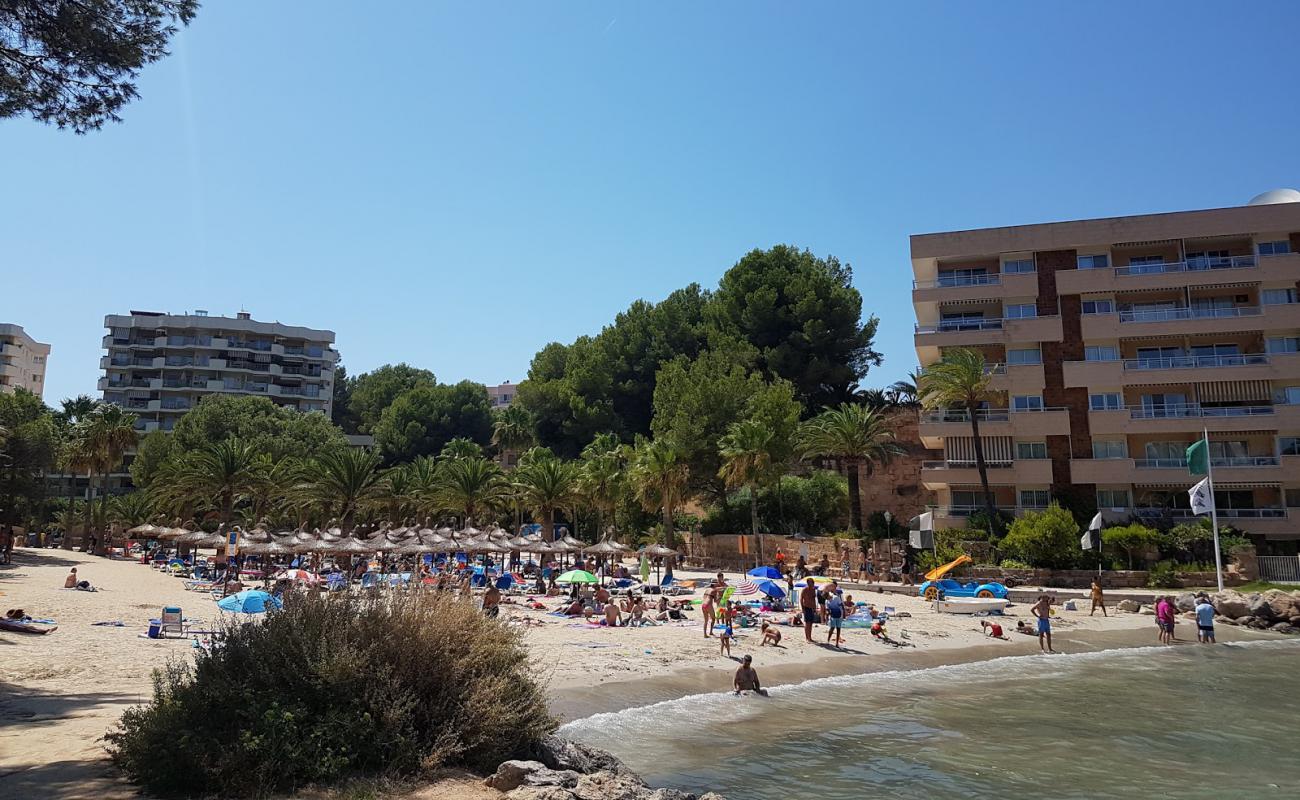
[81,403,138,553]
[330,363,362,434]
[630,438,689,550]
[917,348,1001,533]
[296,448,385,532]
[440,437,484,461]
[373,381,493,464]
[167,395,349,462]
[709,245,881,410]
[796,404,901,533]
[0,0,199,133]
[718,419,778,563]
[512,456,583,542]
[491,404,536,466]
[154,439,269,526]
[580,433,629,540]
[0,390,58,555]
[348,363,437,435]
[435,457,507,526]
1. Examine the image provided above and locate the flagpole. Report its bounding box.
[1204,427,1225,592]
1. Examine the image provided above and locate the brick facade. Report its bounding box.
[1036,249,1095,497]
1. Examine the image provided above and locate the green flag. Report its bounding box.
[1186,438,1208,476]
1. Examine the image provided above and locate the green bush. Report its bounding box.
[999,558,1032,569]
[700,470,848,536]
[106,593,554,797]
[998,503,1079,568]
[1102,523,1161,569]
[1147,560,1180,588]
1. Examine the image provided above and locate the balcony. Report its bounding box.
[918,407,1069,448]
[1057,253,1274,294]
[1088,404,1283,435]
[986,362,1046,393]
[1082,307,1265,339]
[914,315,1063,351]
[1118,306,1261,324]
[1072,457,1284,485]
[911,271,1040,304]
[921,458,1053,489]
[1063,352,1285,387]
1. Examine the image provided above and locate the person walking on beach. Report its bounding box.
[1031,594,1054,653]
[775,547,786,573]
[1194,594,1217,644]
[840,544,851,579]
[799,580,820,642]
[1089,578,1107,617]
[733,654,768,696]
[825,589,845,647]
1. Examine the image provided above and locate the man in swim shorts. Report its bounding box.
[733,654,768,696]
[825,589,845,647]
[1194,594,1217,644]
[1031,594,1054,653]
[799,580,819,642]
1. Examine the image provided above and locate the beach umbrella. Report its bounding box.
[128,523,160,537]
[239,538,291,556]
[754,579,786,599]
[556,569,598,584]
[216,589,282,614]
[640,543,679,583]
[176,527,213,546]
[731,579,760,596]
[748,566,782,580]
[582,540,624,555]
[290,534,321,555]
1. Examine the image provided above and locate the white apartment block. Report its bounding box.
[99,310,338,433]
[489,381,517,409]
[0,323,51,397]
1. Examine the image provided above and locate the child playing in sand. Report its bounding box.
[980,620,1009,640]
[760,620,782,647]
[720,621,734,656]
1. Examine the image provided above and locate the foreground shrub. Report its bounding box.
[106,592,555,797]
[1147,560,1180,588]
[1102,523,1160,569]
[998,503,1078,568]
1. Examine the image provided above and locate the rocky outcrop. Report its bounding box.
[488,740,726,800]
[1212,591,1250,619]
[1117,599,1141,613]
[1175,593,1197,612]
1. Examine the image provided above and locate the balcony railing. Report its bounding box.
[1118,306,1261,323]
[1133,507,1285,519]
[921,409,1011,423]
[1122,353,1269,371]
[1134,456,1279,469]
[1115,255,1256,276]
[922,460,1014,469]
[913,274,1003,290]
[916,319,1004,333]
[1126,404,1275,420]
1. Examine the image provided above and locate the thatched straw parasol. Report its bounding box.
[176,527,215,546]
[238,537,292,556]
[128,522,160,537]
[582,540,625,555]
[561,534,587,549]
[315,536,376,555]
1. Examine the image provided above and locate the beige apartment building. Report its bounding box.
[912,189,1300,548]
[100,310,338,433]
[0,323,51,397]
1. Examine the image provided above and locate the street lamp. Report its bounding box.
[882,511,894,582]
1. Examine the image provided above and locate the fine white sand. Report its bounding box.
[0,547,1159,799]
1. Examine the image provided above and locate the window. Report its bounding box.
[1285,387,1300,405]
[1003,258,1035,274]
[950,490,980,511]
[1279,437,1300,456]
[1089,393,1122,411]
[1286,489,1300,508]
[1267,337,1300,354]
[1008,348,1042,365]
[1097,489,1131,509]
[1144,441,1189,460]
[1012,395,1044,411]
[1263,289,1298,305]
[1258,241,1291,256]
[1092,440,1128,459]
[1019,489,1051,508]
[1081,299,1114,315]
[937,268,988,287]
[1005,303,1038,319]
[1085,345,1120,362]
[1127,255,1167,272]
[1016,442,1048,459]
[1078,254,1109,270]
[32,356,44,364]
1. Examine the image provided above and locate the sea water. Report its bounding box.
[561,640,1300,799]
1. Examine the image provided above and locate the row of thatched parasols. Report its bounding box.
[126,521,672,560]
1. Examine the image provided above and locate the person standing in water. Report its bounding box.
[1194,594,1217,644]
[1031,594,1055,653]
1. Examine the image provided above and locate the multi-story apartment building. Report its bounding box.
[99,310,338,433]
[488,381,517,410]
[0,323,51,397]
[912,189,1300,547]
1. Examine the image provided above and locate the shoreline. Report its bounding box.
[548,623,1273,722]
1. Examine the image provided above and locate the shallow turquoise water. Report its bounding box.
[562,640,1300,799]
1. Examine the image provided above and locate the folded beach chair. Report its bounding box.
[326,573,349,592]
[158,606,190,638]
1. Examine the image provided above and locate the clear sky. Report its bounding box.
[5,1,1299,406]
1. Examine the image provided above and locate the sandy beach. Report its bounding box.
[0,546,1237,799]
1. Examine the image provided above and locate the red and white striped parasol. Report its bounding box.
[731,579,760,596]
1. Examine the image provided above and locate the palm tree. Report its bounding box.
[109,491,156,530]
[917,348,1000,532]
[512,455,582,542]
[797,404,901,533]
[60,431,98,550]
[630,438,690,550]
[580,433,628,541]
[491,405,536,468]
[57,394,98,427]
[439,437,484,461]
[435,456,507,526]
[718,419,777,565]
[81,404,138,553]
[157,438,269,525]
[297,448,385,532]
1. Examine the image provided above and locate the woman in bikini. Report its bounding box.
[701,585,717,638]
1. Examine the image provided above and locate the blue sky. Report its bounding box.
[5,1,1299,405]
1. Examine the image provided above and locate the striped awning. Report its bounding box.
[1199,380,1270,402]
[944,436,1013,463]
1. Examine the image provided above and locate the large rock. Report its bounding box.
[507,788,580,800]
[1289,615,1300,626]
[1117,599,1141,613]
[486,760,581,792]
[1264,590,1300,620]
[1270,622,1297,634]
[1247,594,1276,621]
[534,735,633,777]
[1234,616,1255,626]
[1212,590,1250,618]
[1175,593,1198,612]
[571,771,654,800]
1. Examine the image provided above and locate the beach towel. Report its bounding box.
[92,621,126,627]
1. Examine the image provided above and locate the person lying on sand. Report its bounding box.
[733,654,768,696]
[980,620,1010,640]
[760,620,782,647]
[64,568,78,589]
[1015,620,1036,636]
[5,609,29,620]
